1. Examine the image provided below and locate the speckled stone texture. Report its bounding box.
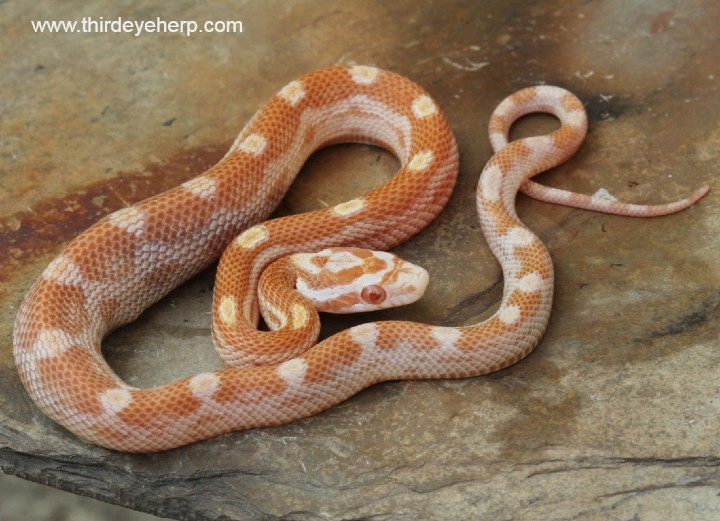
[1,1,718,520]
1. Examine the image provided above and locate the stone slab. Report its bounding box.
[1,1,718,520]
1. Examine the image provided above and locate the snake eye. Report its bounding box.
[361,285,387,305]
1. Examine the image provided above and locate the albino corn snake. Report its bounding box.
[13,66,709,452]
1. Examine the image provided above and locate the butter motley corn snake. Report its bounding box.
[13,66,708,452]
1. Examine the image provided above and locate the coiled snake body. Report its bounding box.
[13,66,708,452]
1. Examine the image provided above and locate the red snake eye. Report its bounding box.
[361,285,387,305]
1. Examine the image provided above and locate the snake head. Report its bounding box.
[291,247,429,313]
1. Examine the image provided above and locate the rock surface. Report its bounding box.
[1,1,718,520]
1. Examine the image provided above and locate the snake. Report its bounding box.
[13,65,709,452]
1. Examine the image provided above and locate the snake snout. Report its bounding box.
[387,261,429,308]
